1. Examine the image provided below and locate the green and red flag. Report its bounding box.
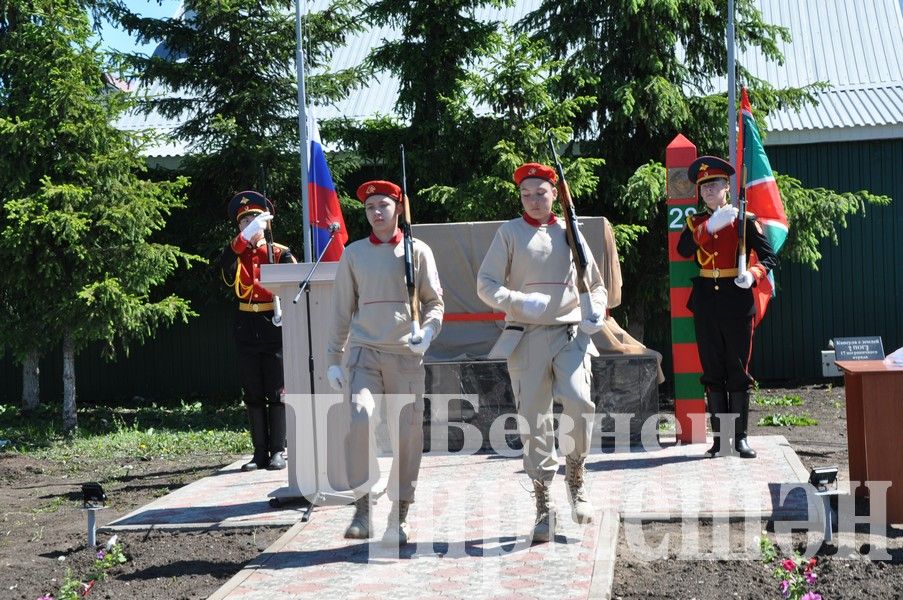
[737,87,788,325]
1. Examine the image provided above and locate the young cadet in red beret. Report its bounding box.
[325,180,444,546]
[676,156,777,459]
[477,163,608,543]
[216,191,297,471]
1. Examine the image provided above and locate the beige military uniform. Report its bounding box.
[477,215,607,482]
[327,232,444,501]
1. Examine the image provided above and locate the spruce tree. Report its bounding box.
[0,0,197,430]
[107,0,366,264]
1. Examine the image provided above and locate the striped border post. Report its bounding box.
[666,134,707,444]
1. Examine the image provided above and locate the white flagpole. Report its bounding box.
[727,0,738,207]
[295,0,313,262]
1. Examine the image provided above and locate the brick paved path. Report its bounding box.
[193,435,809,599]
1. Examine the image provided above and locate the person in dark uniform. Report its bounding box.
[677,156,777,459]
[216,191,296,471]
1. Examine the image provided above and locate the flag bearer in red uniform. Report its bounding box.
[325,180,444,546]
[477,163,607,543]
[217,191,296,471]
[677,157,777,459]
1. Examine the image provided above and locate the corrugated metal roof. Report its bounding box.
[733,0,903,143]
[117,0,903,155]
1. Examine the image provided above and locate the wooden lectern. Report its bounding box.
[259,262,356,506]
[835,360,903,524]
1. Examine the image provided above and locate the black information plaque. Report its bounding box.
[834,336,885,361]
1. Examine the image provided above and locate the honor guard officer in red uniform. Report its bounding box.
[677,157,777,459]
[217,191,297,471]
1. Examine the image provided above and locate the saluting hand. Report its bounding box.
[706,205,738,234]
[240,211,274,242]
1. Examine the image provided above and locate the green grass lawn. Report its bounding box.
[0,399,252,461]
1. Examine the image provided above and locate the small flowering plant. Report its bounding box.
[759,533,824,600]
[90,543,127,581]
[37,542,128,600]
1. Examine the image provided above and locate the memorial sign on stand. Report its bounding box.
[834,336,884,361]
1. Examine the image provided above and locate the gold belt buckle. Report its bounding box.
[713,268,720,278]
[253,303,260,313]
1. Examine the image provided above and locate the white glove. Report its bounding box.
[408,325,434,355]
[520,292,551,318]
[326,365,345,392]
[579,314,605,335]
[240,211,274,241]
[577,292,605,334]
[706,205,738,234]
[734,270,755,289]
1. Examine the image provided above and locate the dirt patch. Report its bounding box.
[2,384,900,599]
[612,384,903,600]
[0,453,285,600]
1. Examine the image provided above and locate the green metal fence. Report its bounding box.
[2,138,900,404]
[752,138,902,382]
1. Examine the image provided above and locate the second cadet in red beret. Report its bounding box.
[356,180,403,203]
[476,160,608,543]
[512,162,558,186]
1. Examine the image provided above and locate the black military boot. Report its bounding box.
[730,391,756,459]
[704,390,728,458]
[266,401,287,470]
[243,405,269,471]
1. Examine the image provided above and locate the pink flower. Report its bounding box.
[781,558,797,572]
[96,549,106,560]
[805,570,818,585]
[801,593,822,600]
[780,580,790,597]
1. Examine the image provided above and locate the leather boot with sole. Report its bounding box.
[704,389,728,458]
[565,456,594,524]
[266,401,287,470]
[381,500,412,546]
[242,405,269,471]
[730,391,756,458]
[531,479,555,544]
[344,494,372,539]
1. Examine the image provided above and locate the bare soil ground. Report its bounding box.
[0,454,286,600]
[612,384,903,600]
[2,384,900,599]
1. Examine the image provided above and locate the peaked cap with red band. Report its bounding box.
[356,180,403,203]
[513,162,558,186]
[228,190,275,222]
[687,155,735,186]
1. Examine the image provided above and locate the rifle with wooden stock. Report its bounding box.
[547,138,601,322]
[260,170,283,327]
[399,145,422,343]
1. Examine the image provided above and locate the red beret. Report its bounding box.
[356,180,403,203]
[513,163,558,186]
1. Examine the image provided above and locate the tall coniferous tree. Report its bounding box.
[107,0,366,263]
[521,0,888,336]
[336,0,509,220]
[0,0,196,429]
[421,28,604,222]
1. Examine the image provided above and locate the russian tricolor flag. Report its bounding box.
[308,114,348,261]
